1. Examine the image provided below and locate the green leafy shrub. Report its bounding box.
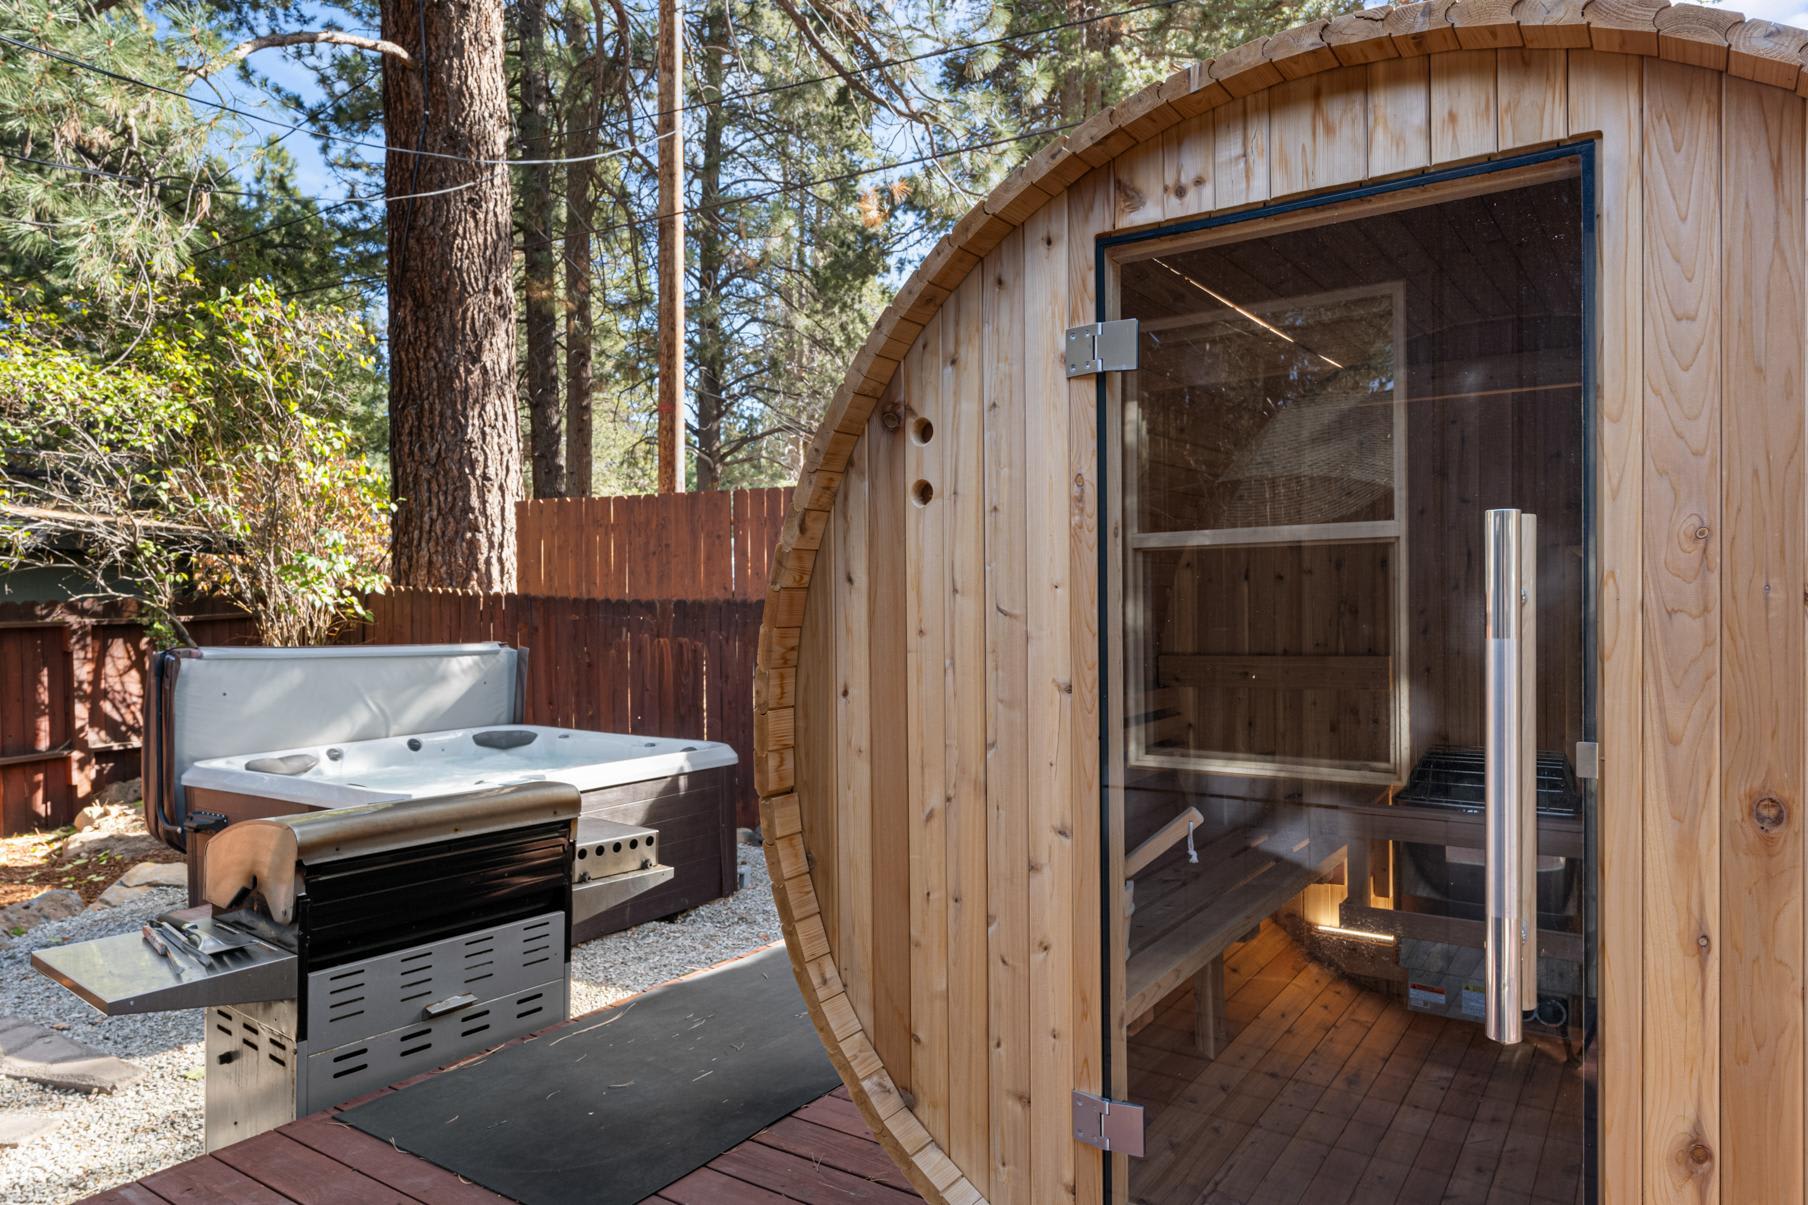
[0,277,389,646]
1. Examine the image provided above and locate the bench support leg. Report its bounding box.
[1193,956,1228,1058]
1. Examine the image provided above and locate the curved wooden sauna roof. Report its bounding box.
[752,4,1808,1201]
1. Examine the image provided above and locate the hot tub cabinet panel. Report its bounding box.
[571,769,737,943]
[756,17,1808,1205]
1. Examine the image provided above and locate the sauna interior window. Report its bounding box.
[1124,281,1409,783]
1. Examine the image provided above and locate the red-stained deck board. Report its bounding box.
[139,1151,293,1205]
[281,1116,509,1204]
[751,1115,918,1193]
[706,1141,922,1203]
[209,1131,413,1204]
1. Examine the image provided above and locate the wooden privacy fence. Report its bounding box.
[0,602,258,833]
[515,487,788,600]
[364,590,764,826]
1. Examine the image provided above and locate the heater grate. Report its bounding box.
[1395,745,1580,818]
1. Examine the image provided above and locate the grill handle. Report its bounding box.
[1484,508,1538,1046]
[422,992,478,1020]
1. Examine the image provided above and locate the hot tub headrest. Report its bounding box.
[201,781,580,925]
[146,643,527,852]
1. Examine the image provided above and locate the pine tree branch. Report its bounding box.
[769,0,917,126]
[194,32,415,79]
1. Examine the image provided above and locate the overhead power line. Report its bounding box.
[0,148,268,198]
[568,0,1186,144]
[1,0,1183,167]
[0,146,486,208]
[0,33,655,168]
[289,114,1089,298]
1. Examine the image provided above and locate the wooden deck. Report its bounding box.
[1130,923,1586,1205]
[82,1084,921,1205]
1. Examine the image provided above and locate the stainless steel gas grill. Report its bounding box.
[33,781,644,1150]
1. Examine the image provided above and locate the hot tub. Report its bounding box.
[183,725,739,943]
[184,725,735,809]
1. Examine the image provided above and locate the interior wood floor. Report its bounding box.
[1130,923,1585,1205]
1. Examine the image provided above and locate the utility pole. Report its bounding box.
[655,0,685,493]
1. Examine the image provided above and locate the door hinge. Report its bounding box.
[1064,319,1139,378]
[1575,740,1599,780]
[1073,1090,1145,1156]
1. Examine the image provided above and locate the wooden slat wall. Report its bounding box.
[1568,48,1644,1205]
[983,226,1030,1203]
[782,173,1116,1203]
[768,42,1808,1205]
[1640,58,1722,1205]
[1718,75,1804,1205]
[515,488,788,600]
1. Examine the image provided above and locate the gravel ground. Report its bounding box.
[569,842,779,1016]
[0,843,779,1204]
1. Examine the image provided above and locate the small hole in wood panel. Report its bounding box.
[911,417,934,445]
[911,480,934,507]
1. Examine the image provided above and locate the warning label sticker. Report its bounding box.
[1408,981,1447,1012]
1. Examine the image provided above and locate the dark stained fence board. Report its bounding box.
[0,601,260,834]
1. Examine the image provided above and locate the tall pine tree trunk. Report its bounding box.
[520,0,563,498]
[562,5,598,497]
[691,0,726,491]
[382,0,521,590]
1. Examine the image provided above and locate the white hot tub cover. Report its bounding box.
[147,644,526,848]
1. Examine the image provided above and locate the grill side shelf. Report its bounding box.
[32,928,295,1016]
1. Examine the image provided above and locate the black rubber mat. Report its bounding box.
[338,944,840,1204]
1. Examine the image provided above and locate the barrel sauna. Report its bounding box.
[754,5,1808,1202]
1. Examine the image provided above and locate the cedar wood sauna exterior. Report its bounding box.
[751,4,1808,1203]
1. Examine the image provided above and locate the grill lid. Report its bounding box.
[203,782,581,924]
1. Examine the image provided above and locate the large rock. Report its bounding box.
[88,861,186,910]
[0,1017,142,1093]
[0,889,83,939]
[0,1112,56,1148]
[89,880,154,910]
[90,778,141,808]
[59,827,164,866]
[119,862,185,889]
[73,799,141,833]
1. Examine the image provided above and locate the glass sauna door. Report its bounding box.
[1105,158,1593,1205]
